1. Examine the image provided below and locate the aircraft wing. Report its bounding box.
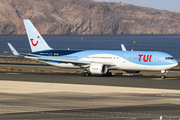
[37,57,114,66]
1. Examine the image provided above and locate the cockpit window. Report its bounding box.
[165,57,174,60]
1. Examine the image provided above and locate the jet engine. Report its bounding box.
[89,64,108,75]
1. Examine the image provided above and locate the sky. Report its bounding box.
[94,0,180,13]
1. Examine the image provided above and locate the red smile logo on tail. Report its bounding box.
[30,36,39,46]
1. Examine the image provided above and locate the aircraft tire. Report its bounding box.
[88,73,92,76]
[104,72,112,76]
[81,72,91,77]
[162,75,166,79]
[85,73,92,77]
[81,72,85,76]
[85,73,89,76]
[108,72,112,76]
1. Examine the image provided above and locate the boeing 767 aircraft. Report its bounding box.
[8,19,178,78]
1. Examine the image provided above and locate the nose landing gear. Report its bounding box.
[161,70,168,79]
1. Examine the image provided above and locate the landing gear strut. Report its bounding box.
[161,70,168,79]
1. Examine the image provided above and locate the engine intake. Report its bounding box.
[89,64,108,75]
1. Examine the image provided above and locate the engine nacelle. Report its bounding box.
[89,64,108,75]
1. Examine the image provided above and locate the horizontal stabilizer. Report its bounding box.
[7,43,20,56]
[121,44,127,51]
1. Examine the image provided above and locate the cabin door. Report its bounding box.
[153,56,158,64]
[122,55,127,63]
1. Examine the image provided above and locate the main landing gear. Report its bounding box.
[81,72,112,77]
[104,72,112,76]
[81,72,92,76]
[161,70,168,79]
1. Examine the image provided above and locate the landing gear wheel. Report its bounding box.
[162,75,166,79]
[85,72,89,77]
[108,72,112,76]
[81,72,85,76]
[104,72,112,76]
[81,72,91,77]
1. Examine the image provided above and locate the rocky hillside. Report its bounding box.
[0,0,180,35]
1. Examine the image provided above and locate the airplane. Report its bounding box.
[7,19,178,79]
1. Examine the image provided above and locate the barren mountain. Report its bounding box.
[0,0,180,35]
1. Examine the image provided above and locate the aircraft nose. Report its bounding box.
[173,60,178,67]
[167,59,178,68]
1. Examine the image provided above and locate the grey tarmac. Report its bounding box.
[0,63,180,120]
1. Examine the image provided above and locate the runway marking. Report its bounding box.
[37,110,178,119]
[0,105,61,114]
[0,106,178,119]
[1,88,55,93]
[1,80,180,94]
[151,78,178,80]
[0,105,61,110]
[5,73,22,75]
